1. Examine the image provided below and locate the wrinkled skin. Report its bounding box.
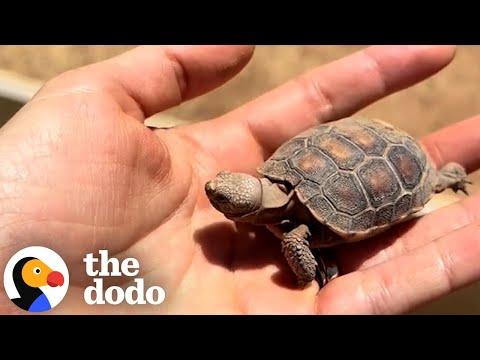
[1,45,480,315]
[205,171,263,217]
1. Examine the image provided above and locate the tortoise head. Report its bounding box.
[205,171,262,218]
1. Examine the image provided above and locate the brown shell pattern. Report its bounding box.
[258,116,434,237]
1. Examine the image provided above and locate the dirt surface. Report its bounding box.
[1,45,480,314]
[2,45,480,133]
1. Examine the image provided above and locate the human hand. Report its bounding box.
[1,45,474,314]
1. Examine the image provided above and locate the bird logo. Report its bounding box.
[3,246,69,313]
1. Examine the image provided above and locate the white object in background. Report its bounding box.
[0,69,43,103]
[0,67,186,129]
[144,113,193,129]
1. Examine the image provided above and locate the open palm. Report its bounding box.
[1,45,478,314]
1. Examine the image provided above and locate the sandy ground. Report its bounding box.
[0,45,479,314]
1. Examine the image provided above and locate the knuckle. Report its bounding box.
[295,74,335,121]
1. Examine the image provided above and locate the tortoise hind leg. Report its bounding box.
[434,162,472,195]
[311,248,339,288]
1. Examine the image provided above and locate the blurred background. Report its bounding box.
[0,45,479,314]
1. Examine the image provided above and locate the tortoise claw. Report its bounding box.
[454,186,469,196]
[452,178,472,196]
[313,249,339,289]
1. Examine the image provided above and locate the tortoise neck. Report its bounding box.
[229,178,295,224]
[232,197,296,225]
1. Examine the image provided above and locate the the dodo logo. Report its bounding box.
[3,246,69,313]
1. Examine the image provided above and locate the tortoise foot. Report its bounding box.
[312,248,339,289]
[435,162,472,195]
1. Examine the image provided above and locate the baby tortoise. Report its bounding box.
[205,116,470,288]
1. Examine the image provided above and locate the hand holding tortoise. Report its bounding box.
[205,116,470,288]
[1,45,479,314]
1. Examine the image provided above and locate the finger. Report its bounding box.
[421,114,480,173]
[316,221,480,314]
[34,45,255,120]
[186,45,456,170]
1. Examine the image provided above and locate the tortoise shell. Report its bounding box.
[258,116,436,239]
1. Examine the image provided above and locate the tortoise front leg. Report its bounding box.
[281,224,318,287]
